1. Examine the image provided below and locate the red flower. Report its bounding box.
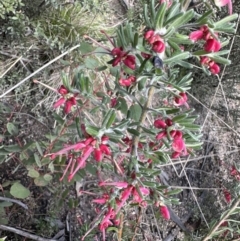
[154,119,167,129]
[64,97,77,114]
[58,85,68,95]
[152,40,165,53]
[204,38,221,52]
[123,55,136,70]
[53,85,77,114]
[223,189,231,203]
[160,205,170,220]
[172,151,181,158]
[94,148,103,162]
[141,52,152,59]
[165,118,173,126]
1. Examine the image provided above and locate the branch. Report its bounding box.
[0,225,57,241]
[0,196,28,210]
[202,197,240,241]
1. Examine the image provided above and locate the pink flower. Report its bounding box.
[214,0,232,14]
[144,30,155,40]
[174,92,188,107]
[119,78,132,87]
[132,187,149,206]
[116,186,133,213]
[156,131,167,140]
[68,145,94,181]
[189,30,204,42]
[209,62,220,75]
[53,97,66,108]
[99,207,116,232]
[154,119,167,129]
[64,97,77,114]
[172,138,185,153]
[171,151,181,158]
[99,144,111,155]
[160,205,170,220]
[53,85,77,114]
[204,39,221,52]
[58,85,68,95]
[152,40,165,53]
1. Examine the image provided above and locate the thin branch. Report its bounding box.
[0,44,80,99]
[0,196,28,210]
[0,225,56,241]
[202,197,240,241]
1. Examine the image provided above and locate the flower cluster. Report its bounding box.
[190,26,221,75]
[111,47,136,70]
[93,183,149,236]
[223,189,231,203]
[47,134,111,182]
[53,85,77,114]
[154,117,188,158]
[144,30,165,53]
[119,75,136,87]
[230,165,240,180]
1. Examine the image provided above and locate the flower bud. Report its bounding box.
[154,119,167,129]
[160,205,170,220]
[94,148,103,162]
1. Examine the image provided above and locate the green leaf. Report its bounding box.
[6,122,18,135]
[10,183,30,199]
[85,125,100,137]
[84,58,99,69]
[35,142,43,156]
[209,55,231,65]
[102,109,116,129]
[164,52,190,64]
[127,128,140,136]
[129,104,142,122]
[34,176,48,186]
[43,174,53,182]
[0,202,12,207]
[168,9,194,29]
[214,14,238,29]
[4,145,21,152]
[79,41,95,54]
[116,97,128,115]
[27,169,39,178]
[154,2,167,29]
[34,153,42,167]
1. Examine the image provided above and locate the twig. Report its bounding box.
[202,197,240,241]
[0,51,31,63]
[0,196,28,210]
[0,225,56,241]
[130,86,155,172]
[0,44,80,99]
